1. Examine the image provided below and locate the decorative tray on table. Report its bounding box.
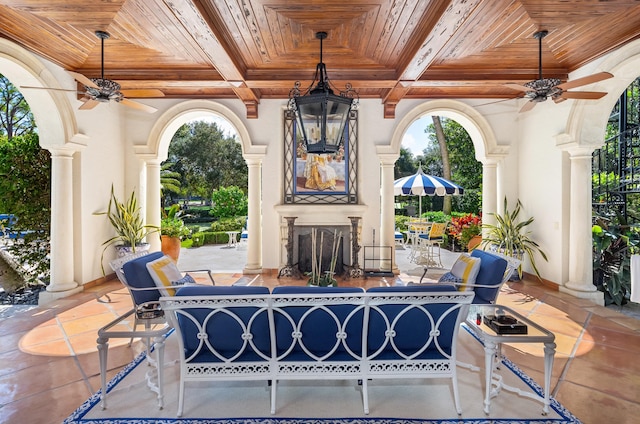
[483,314,528,334]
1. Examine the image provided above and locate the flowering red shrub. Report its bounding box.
[449,213,482,246]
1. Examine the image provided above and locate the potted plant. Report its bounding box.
[161,204,191,261]
[480,197,548,279]
[96,185,158,271]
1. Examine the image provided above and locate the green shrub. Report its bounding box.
[421,211,450,223]
[395,215,410,232]
[210,217,244,232]
[191,232,205,247]
[211,186,247,219]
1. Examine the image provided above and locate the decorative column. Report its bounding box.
[278,216,302,278]
[379,155,398,272]
[40,147,82,302]
[145,159,162,253]
[244,156,262,273]
[561,147,604,303]
[481,160,498,231]
[344,216,363,278]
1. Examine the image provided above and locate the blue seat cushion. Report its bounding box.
[470,250,508,303]
[272,286,365,360]
[174,286,271,362]
[366,285,460,359]
[121,251,165,306]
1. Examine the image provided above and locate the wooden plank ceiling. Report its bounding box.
[1,0,639,118]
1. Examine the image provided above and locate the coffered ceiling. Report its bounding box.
[1,0,639,118]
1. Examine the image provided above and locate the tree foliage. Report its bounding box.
[211,186,248,219]
[427,118,482,213]
[0,74,36,140]
[394,147,418,179]
[396,117,482,215]
[0,133,50,285]
[166,120,247,200]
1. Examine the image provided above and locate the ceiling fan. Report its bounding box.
[22,30,162,113]
[505,30,613,113]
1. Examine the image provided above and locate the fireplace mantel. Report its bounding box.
[274,204,368,226]
[275,206,367,278]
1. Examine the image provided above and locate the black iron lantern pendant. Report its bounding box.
[289,32,357,154]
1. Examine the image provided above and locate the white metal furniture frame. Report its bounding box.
[464,304,556,415]
[160,286,474,417]
[96,310,171,410]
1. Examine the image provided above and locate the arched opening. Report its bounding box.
[0,38,83,302]
[385,99,505,276]
[144,100,262,272]
[591,76,640,306]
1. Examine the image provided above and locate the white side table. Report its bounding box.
[464,304,556,415]
[224,231,239,248]
[96,308,172,410]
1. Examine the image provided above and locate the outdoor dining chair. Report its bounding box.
[414,222,448,267]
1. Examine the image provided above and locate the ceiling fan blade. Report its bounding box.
[554,96,567,104]
[79,99,100,110]
[505,82,533,92]
[475,97,521,107]
[557,72,613,90]
[20,85,81,94]
[559,91,608,100]
[120,89,165,98]
[68,71,99,89]
[519,100,537,113]
[119,98,157,113]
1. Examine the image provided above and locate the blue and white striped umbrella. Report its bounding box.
[393,168,464,197]
[394,168,463,216]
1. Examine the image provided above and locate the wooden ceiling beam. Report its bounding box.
[382,0,483,117]
[164,0,260,117]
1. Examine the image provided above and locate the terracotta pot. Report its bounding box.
[467,235,482,252]
[161,235,181,261]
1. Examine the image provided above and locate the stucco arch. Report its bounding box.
[552,40,640,303]
[0,38,79,148]
[566,38,640,148]
[389,99,506,162]
[140,99,265,274]
[144,99,257,161]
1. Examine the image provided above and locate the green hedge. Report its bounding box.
[189,230,240,247]
[210,217,245,232]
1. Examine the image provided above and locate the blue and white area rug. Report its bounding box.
[65,328,581,424]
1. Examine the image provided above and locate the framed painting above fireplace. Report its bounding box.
[283,109,358,204]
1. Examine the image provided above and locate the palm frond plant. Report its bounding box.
[95,185,159,272]
[480,197,548,279]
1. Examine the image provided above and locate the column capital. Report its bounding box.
[47,141,86,157]
[375,146,399,166]
[556,132,598,157]
[244,155,263,166]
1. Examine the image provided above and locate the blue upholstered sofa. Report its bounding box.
[160,285,474,417]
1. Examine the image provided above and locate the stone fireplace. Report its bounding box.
[275,204,367,278]
[295,225,349,274]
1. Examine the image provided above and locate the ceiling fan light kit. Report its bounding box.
[505,29,612,112]
[82,31,123,104]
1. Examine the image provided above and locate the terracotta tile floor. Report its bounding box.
[0,273,638,424]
